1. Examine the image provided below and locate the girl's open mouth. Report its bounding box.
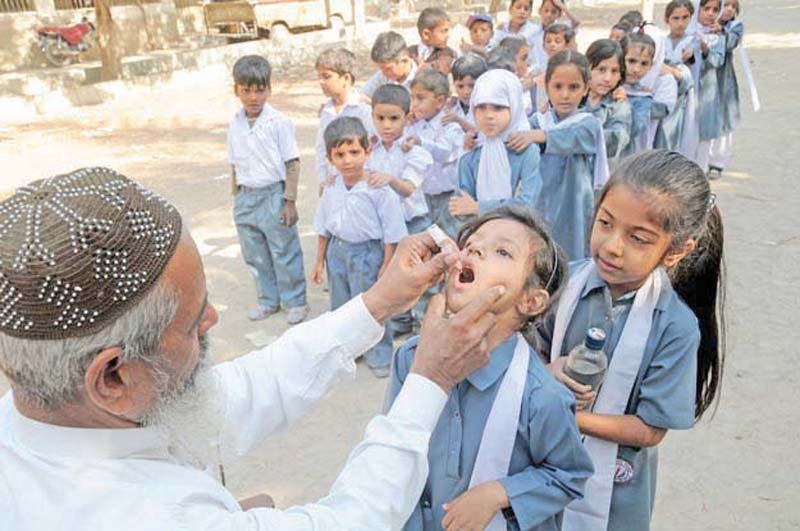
[458,265,475,284]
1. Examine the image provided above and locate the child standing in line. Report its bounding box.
[541,150,725,531]
[449,69,542,221]
[490,0,539,50]
[314,47,374,186]
[542,23,575,59]
[417,7,453,62]
[460,13,495,56]
[693,0,727,173]
[311,117,408,377]
[406,69,465,239]
[660,0,700,160]
[360,32,418,99]
[621,33,678,156]
[530,0,581,70]
[442,53,488,134]
[388,205,594,531]
[496,37,537,115]
[584,39,632,163]
[709,0,753,178]
[507,51,609,261]
[227,55,309,325]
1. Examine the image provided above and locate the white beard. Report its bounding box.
[140,338,225,469]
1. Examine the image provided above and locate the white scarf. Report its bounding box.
[551,261,666,531]
[728,19,761,112]
[534,110,610,189]
[469,333,531,531]
[471,69,530,201]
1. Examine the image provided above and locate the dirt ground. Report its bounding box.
[2,1,800,529]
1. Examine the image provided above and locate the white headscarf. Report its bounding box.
[470,69,531,201]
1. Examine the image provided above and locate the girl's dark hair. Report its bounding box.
[451,53,488,81]
[699,0,719,7]
[665,0,695,19]
[625,32,657,58]
[586,39,626,88]
[545,50,590,85]
[498,36,529,58]
[597,150,726,420]
[612,21,632,33]
[487,46,518,73]
[456,205,568,329]
[619,9,644,27]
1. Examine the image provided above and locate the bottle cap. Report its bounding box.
[585,327,607,350]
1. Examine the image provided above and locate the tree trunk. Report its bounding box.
[134,0,158,51]
[95,0,123,81]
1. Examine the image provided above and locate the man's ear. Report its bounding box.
[84,347,155,419]
[662,238,697,268]
[516,287,550,321]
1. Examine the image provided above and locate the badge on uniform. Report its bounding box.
[614,458,634,484]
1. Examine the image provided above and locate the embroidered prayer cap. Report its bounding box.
[0,167,182,340]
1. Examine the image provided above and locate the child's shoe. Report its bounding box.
[248,305,279,321]
[287,305,310,325]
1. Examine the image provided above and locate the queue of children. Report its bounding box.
[224,1,742,527]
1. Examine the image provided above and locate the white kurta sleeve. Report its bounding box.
[213,295,384,457]
[181,374,447,531]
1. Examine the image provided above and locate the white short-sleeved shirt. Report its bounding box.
[407,110,464,195]
[313,177,408,244]
[227,104,300,188]
[359,61,419,99]
[366,141,433,221]
[316,92,375,181]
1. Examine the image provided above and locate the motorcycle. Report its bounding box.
[36,17,95,67]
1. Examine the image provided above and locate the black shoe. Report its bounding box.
[707,166,723,180]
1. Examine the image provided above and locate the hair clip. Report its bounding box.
[708,192,717,212]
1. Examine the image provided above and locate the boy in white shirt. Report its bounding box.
[406,68,465,239]
[311,117,408,377]
[366,84,434,337]
[360,32,418,100]
[315,47,373,186]
[227,55,308,325]
[416,7,452,62]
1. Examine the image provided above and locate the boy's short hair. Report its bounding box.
[426,46,457,64]
[232,55,271,88]
[456,205,567,311]
[486,46,517,73]
[315,47,356,81]
[498,36,528,56]
[466,12,493,29]
[371,31,409,63]
[417,7,450,32]
[410,68,450,97]
[545,23,575,44]
[451,53,489,81]
[372,84,412,114]
[324,116,369,155]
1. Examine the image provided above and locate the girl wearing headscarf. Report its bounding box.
[449,69,542,221]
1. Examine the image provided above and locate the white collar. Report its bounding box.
[322,91,363,114]
[237,103,279,127]
[9,396,171,461]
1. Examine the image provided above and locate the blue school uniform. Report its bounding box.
[655,66,694,152]
[584,96,633,163]
[458,144,542,215]
[388,334,594,531]
[696,35,727,141]
[530,110,603,261]
[538,260,699,531]
[719,20,744,133]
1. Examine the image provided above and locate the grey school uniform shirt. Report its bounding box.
[537,260,700,531]
[388,334,594,531]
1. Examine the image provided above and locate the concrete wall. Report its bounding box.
[0,1,203,73]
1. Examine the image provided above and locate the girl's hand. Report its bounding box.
[548,357,597,410]
[709,22,723,33]
[367,171,394,188]
[441,481,508,531]
[681,47,694,63]
[506,130,544,152]
[612,86,627,101]
[449,191,479,217]
[700,39,709,55]
[445,95,458,110]
[311,262,325,285]
[441,110,460,126]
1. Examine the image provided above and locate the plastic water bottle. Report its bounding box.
[563,327,608,391]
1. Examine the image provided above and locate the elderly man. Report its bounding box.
[0,168,505,530]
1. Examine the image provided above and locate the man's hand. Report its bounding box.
[441,481,509,531]
[362,232,460,322]
[410,287,505,393]
[280,200,298,227]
